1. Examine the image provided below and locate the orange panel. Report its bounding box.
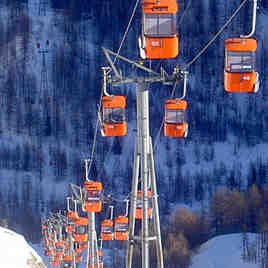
[165,99,187,110]
[50,260,59,266]
[84,180,103,191]
[224,71,257,92]
[103,121,127,136]
[136,208,152,219]
[66,224,75,233]
[144,36,178,59]
[101,232,114,240]
[164,122,188,137]
[67,211,79,220]
[79,242,88,250]
[74,217,88,225]
[101,219,114,240]
[114,231,128,240]
[55,240,67,248]
[142,0,178,13]
[136,190,152,219]
[102,95,126,108]
[73,233,88,243]
[75,255,82,263]
[63,255,73,261]
[114,216,129,240]
[84,201,102,212]
[225,38,257,52]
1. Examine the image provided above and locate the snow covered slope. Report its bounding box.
[0,226,46,268]
[190,233,257,268]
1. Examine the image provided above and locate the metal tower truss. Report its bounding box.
[102,47,183,268]
[70,181,101,268]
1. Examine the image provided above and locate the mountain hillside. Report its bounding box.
[0,0,267,243]
[0,226,46,268]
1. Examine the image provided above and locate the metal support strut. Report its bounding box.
[240,0,258,38]
[126,83,164,268]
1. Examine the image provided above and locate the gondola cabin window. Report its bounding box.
[165,108,186,124]
[103,108,125,123]
[225,51,255,72]
[144,13,177,37]
[85,190,101,201]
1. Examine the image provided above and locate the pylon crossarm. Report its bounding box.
[102,47,159,76]
[69,183,83,202]
[133,235,157,241]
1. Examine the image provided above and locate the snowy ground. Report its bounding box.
[0,226,46,268]
[190,233,258,268]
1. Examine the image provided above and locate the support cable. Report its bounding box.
[184,0,249,70]
[178,0,192,27]
[113,0,140,65]
[87,77,105,176]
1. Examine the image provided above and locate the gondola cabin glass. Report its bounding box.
[102,95,127,136]
[139,0,178,59]
[135,190,153,219]
[83,180,103,212]
[164,99,188,137]
[114,215,129,240]
[224,38,259,92]
[61,260,73,268]
[101,219,114,240]
[73,217,88,243]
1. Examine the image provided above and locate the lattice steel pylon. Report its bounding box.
[37,41,49,93]
[36,41,49,182]
[101,48,183,268]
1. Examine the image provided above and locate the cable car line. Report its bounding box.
[112,0,140,66]
[183,0,250,70]
[178,0,192,27]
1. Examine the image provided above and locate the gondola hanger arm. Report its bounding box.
[240,0,258,38]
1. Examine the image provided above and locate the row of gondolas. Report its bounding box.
[101,0,260,138]
[42,179,153,268]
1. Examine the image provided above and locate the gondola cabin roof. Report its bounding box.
[74,217,88,225]
[84,180,103,191]
[102,96,126,109]
[63,255,73,261]
[225,38,257,51]
[142,0,178,13]
[165,99,187,110]
[101,219,113,226]
[115,215,129,223]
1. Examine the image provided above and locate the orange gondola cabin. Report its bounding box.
[139,0,179,59]
[100,219,114,240]
[114,215,129,240]
[83,180,103,212]
[136,190,153,219]
[224,38,259,92]
[164,99,188,137]
[102,95,127,136]
[73,217,88,243]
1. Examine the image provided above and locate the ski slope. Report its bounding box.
[0,226,46,268]
[190,233,258,268]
